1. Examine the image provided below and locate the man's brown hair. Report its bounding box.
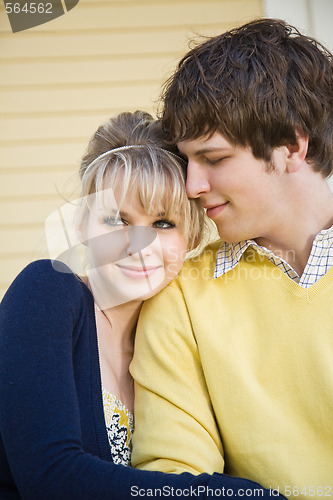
[161,18,333,177]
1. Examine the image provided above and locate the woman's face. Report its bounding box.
[83,187,187,308]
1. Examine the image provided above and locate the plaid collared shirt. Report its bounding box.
[214,225,333,288]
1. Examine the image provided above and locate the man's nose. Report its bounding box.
[185,160,210,198]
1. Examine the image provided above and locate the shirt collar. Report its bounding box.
[213,225,333,279]
[213,240,252,279]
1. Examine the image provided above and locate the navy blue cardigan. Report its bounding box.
[0,260,282,499]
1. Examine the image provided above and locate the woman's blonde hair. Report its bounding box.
[78,111,206,250]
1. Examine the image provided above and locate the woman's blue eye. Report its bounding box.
[153,219,176,229]
[103,216,124,227]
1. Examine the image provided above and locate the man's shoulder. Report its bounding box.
[179,239,222,278]
[143,240,223,306]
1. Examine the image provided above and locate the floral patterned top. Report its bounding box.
[102,388,134,466]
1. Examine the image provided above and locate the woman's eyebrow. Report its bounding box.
[106,209,167,218]
[117,210,129,217]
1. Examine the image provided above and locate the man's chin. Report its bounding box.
[216,231,243,244]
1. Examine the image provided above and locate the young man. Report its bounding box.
[130,19,333,498]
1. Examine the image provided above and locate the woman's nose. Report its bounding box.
[125,226,156,257]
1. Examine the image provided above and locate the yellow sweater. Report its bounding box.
[131,241,333,499]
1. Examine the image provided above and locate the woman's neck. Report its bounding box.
[84,276,143,412]
[96,299,142,351]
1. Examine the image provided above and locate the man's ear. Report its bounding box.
[286,129,309,173]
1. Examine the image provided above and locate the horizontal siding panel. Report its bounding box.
[0,85,160,114]
[0,26,225,60]
[0,199,65,226]
[0,170,79,197]
[0,227,46,255]
[1,103,153,119]
[0,56,171,87]
[0,1,261,33]
[0,114,118,142]
[76,0,256,5]
[1,141,86,168]
[63,0,258,6]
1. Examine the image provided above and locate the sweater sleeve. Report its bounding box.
[0,261,282,500]
[130,281,225,474]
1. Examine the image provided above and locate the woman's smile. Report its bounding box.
[115,263,161,279]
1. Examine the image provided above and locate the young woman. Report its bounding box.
[0,111,280,499]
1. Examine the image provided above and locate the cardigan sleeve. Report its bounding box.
[130,281,225,474]
[0,260,282,500]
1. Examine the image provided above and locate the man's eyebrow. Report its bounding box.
[194,147,231,156]
[179,146,231,157]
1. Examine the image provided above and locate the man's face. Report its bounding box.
[177,132,288,244]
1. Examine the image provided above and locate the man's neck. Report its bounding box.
[254,237,313,276]
[254,182,333,276]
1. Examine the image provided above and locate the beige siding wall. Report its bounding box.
[0,0,262,298]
